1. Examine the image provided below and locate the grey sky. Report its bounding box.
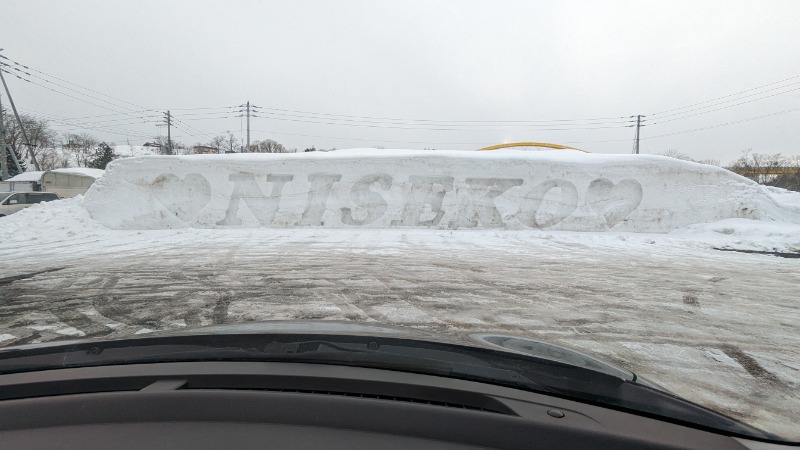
[2,0,799,163]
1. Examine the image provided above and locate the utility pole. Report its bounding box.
[0,93,8,180]
[633,114,644,155]
[0,63,40,170]
[237,102,259,152]
[164,110,172,155]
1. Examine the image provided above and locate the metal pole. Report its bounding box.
[0,68,39,170]
[633,115,641,154]
[7,143,22,174]
[246,101,250,152]
[166,110,172,155]
[0,93,8,180]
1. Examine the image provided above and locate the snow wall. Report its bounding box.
[83,149,800,232]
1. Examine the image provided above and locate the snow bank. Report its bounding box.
[82,149,800,232]
[0,195,106,242]
[671,218,800,253]
[763,186,800,208]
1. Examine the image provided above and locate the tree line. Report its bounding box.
[660,149,800,192]
[8,109,795,191]
[2,110,300,177]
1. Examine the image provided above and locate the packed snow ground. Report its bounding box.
[1,151,799,438]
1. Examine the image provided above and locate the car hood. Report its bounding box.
[1,320,637,382]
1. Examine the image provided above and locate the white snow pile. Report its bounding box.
[763,185,800,208]
[80,149,800,233]
[0,195,105,242]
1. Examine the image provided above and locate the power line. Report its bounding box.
[1,67,148,117]
[249,129,495,146]
[170,119,207,143]
[651,73,800,116]
[158,106,237,111]
[648,106,800,140]
[6,52,799,152]
[249,112,633,132]
[175,115,237,121]
[0,61,147,115]
[249,109,634,128]
[20,109,160,127]
[256,105,628,125]
[22,108,157,129]
[15,109,156,121]
[157,109,238,117]
[23,110,155,139]
[0,53,151,111]
[651,86,800,124]
[171,118,206,137]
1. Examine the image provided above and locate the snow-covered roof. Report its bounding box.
[51,168,105,179]
[6,168,104,183]
[6,171,46,182]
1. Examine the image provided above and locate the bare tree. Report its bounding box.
[659,149,719,166]
[151,136,171,154]
[173,141,188,155]
[208,135,226,152]
[2,109,60,169]
[39,146,71,171]
[249,139,287,153]
[225,133,238,153]
[64,133,99,167]
[727,150,798,189]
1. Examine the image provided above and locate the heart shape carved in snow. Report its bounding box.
[150,173,212,222]
[585,178,643,228]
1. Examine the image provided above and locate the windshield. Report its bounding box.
[1,0,799,443]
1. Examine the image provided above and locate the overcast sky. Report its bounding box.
[2,0,799,163]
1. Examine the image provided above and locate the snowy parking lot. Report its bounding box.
[0,227,798,436]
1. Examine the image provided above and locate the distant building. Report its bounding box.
[0,168,104,198]
[192,145,219,155]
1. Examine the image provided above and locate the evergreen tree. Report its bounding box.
[87,142,116,169]
[4,144,28,177]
